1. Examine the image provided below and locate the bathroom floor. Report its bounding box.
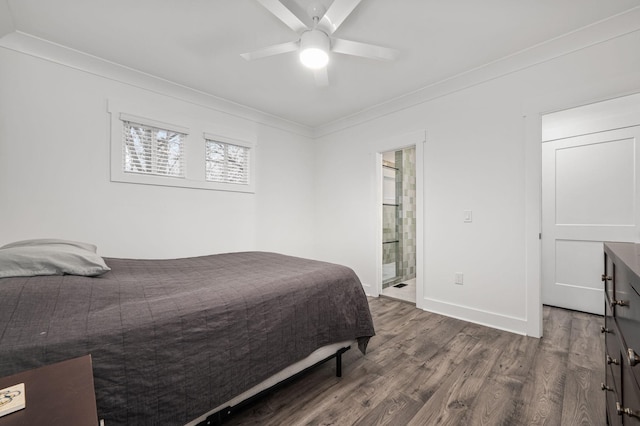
[381,278,416,304]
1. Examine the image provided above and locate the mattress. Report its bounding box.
[0,251,375,425]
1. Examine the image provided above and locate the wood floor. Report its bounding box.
[225,297,605,426]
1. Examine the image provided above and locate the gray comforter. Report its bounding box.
[0,251,375,425]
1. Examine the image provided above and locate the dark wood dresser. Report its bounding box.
[603,242,640,425]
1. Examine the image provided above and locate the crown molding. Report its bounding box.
[0,31,314,139]
[2,6,639,141]
[313,6,640,139]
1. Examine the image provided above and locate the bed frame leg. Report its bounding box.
[335,346,349,378]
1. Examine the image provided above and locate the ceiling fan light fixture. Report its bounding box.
[299,30,329,69]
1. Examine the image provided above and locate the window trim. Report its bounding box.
[120,113,189,135]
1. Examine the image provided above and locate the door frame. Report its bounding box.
[524,87,640,338]
[374,131,425,309]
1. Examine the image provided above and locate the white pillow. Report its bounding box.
[0,240,110,278]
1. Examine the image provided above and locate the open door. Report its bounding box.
[542,125,640,314]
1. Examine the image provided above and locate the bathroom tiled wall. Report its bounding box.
[382,147,416,288]
[382,203,397,266]
[399,147,416,280]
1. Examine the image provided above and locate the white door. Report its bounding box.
[542,126,640,314]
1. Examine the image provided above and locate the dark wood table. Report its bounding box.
[0,355,99,426]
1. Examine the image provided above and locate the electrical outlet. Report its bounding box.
[454,272,464,285]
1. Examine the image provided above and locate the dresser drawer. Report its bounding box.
[604,312,621,355]
[606,380,622,426]
[607,289,615,318]
[611,258,635,315]
[606,362,623,426]
[606,325,624,392]
[613,273,640,389]
[606,292,615,327]
[606,329,625,426]
[606,251,616,309]
[621,368,640,425]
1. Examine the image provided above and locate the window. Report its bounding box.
[122,120,185,178]
[109,101,256,193]
[205,140,250,185]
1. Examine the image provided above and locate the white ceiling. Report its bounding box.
[4,0,640,128]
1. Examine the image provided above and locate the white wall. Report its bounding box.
[0,45,315,259]
[312,29,640,335]
[254,124,317,259]
[0,0,13,39]
[1,15,639,337]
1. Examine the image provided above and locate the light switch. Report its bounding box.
[464,210,472,223]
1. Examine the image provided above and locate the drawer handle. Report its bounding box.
[601,382,613,392]
[602,274,612,282]
[607,354,620,365]
[611,299,629,308]
[600,325,611,334]
[617,402,640,419]
[628,348,640,366]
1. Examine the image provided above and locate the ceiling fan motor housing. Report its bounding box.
[299,29,330,69]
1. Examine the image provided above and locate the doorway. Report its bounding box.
[380,146,417,304]
[541,93,640,315]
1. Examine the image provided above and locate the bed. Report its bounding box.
[0,241,375,425]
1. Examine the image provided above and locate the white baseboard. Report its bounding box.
[361,282,375,297]
[420,297,530,336]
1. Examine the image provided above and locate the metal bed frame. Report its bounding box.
[196,345,351,426]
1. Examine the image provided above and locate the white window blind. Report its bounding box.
[205,140,250,185]
[122,120,185,178]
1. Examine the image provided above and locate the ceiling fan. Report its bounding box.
[241,0,399,86]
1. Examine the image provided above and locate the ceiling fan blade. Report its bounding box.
[331,38,399,61]
[240,41,298,61]
[255,0,308,33]
[314,67,329,87]
[317,0,362,34]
